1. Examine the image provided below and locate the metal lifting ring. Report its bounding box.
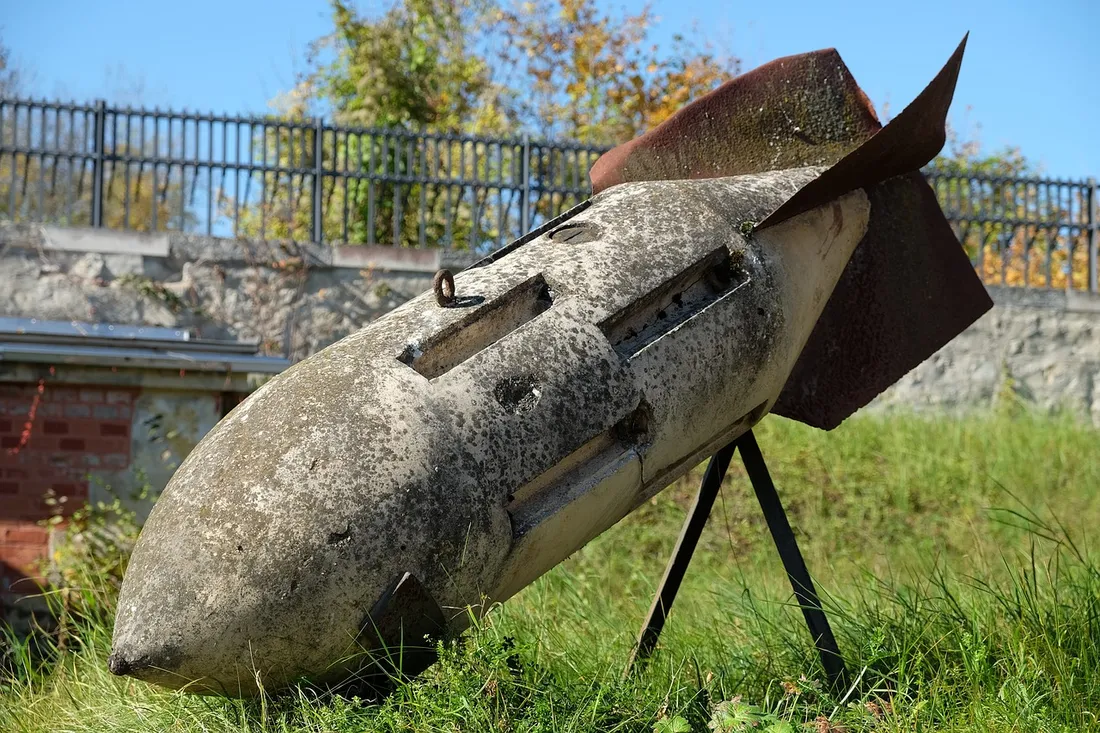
[433,269,456,307]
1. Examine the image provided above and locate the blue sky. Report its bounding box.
[5,0,1097,179]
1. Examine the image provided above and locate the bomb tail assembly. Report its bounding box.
[109,37,990,695]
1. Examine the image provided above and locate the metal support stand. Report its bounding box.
[626,429,849,692]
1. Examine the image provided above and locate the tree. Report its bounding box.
[0,35,192,232]
[930,120,1083,289]
[0,32,20,97]
[302,0,511,134]
[229,0,735,250]
[495,0,732,144]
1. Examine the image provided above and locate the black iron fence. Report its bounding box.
[925,172,1098,291]
[1,96,1096,291]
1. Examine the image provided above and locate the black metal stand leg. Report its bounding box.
[737,430,849,692]
[625,429,848,693]
[625,440,737,675]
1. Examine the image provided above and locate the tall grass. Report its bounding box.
[2,411,1099,732]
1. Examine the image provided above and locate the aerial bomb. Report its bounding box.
[109,36,991,696]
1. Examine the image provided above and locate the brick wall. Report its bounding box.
[0,383,135,592]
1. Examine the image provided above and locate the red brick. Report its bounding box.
[0,497,51,522]
[59,437,85,451]
[47,388,77,403]
[38,403,63,418]
[94,405,122,420]
[58,389,84,403]
[64,404,92,418]
[106,390,134,405]
[0,419,11,433]
[66,420,98,437]
[26,455,53,469]
[0,542,47,563]
[0,541,49,584]
[86,436,127,453]
[14,473,46,488]
[78,389,105,403]
[0,523,48,545]
[42,420,68,435]
[2,436,21,449]
[100,422,129,437]
[44,453,73,469]
[0,481,18,494]
[51,482,86,498]
[6,469,29,479]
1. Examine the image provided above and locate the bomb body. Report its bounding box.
[109,169,872,694]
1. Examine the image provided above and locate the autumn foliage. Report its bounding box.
[220,0,736,248]
[287,0,734,143]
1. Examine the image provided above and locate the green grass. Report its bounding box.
[4,410,1100,732]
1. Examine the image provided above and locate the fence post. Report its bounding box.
[1088,178,1098,294]
[520,133,531,235]
[91,100,107,228]
[312,116,324,244]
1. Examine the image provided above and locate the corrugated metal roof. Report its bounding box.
[0,317,290,374]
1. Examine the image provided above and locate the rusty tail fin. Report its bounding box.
[591,35,992,429]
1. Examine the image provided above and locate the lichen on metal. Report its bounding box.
[108,36,991,696]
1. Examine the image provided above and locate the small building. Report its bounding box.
[0,317,288,610]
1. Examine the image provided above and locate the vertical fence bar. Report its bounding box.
[1088,178,1098,293]
[232,119,240,238]
[367,134,375,246]
[122,111,132,228]
[91,100,107,228]
[393,135,403,246]
[65,108,75,225]
[7,102,17,219]
[36,104,45,221]
[520,133,531,235]
[207,116,215,236]
[312,116,324,244]
[178,116,187,231]
[151,110,159,231]
[1066,181,1074,294]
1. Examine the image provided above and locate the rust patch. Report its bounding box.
[772,172,993,429]
[589,48,881,194]
[758,35,969,229]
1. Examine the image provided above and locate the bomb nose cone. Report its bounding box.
[106,641,183,684]
[110,343,514,695]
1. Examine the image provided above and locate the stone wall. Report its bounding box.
[0,223,477,362]
[2,223,1099,425]
[873,287,1100,425]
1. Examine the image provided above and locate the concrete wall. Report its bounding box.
[874,287,1100,425]
[0,223,476,362]
[2,223,1099,426]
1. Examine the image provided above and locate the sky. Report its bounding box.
[4,0,1098,179]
